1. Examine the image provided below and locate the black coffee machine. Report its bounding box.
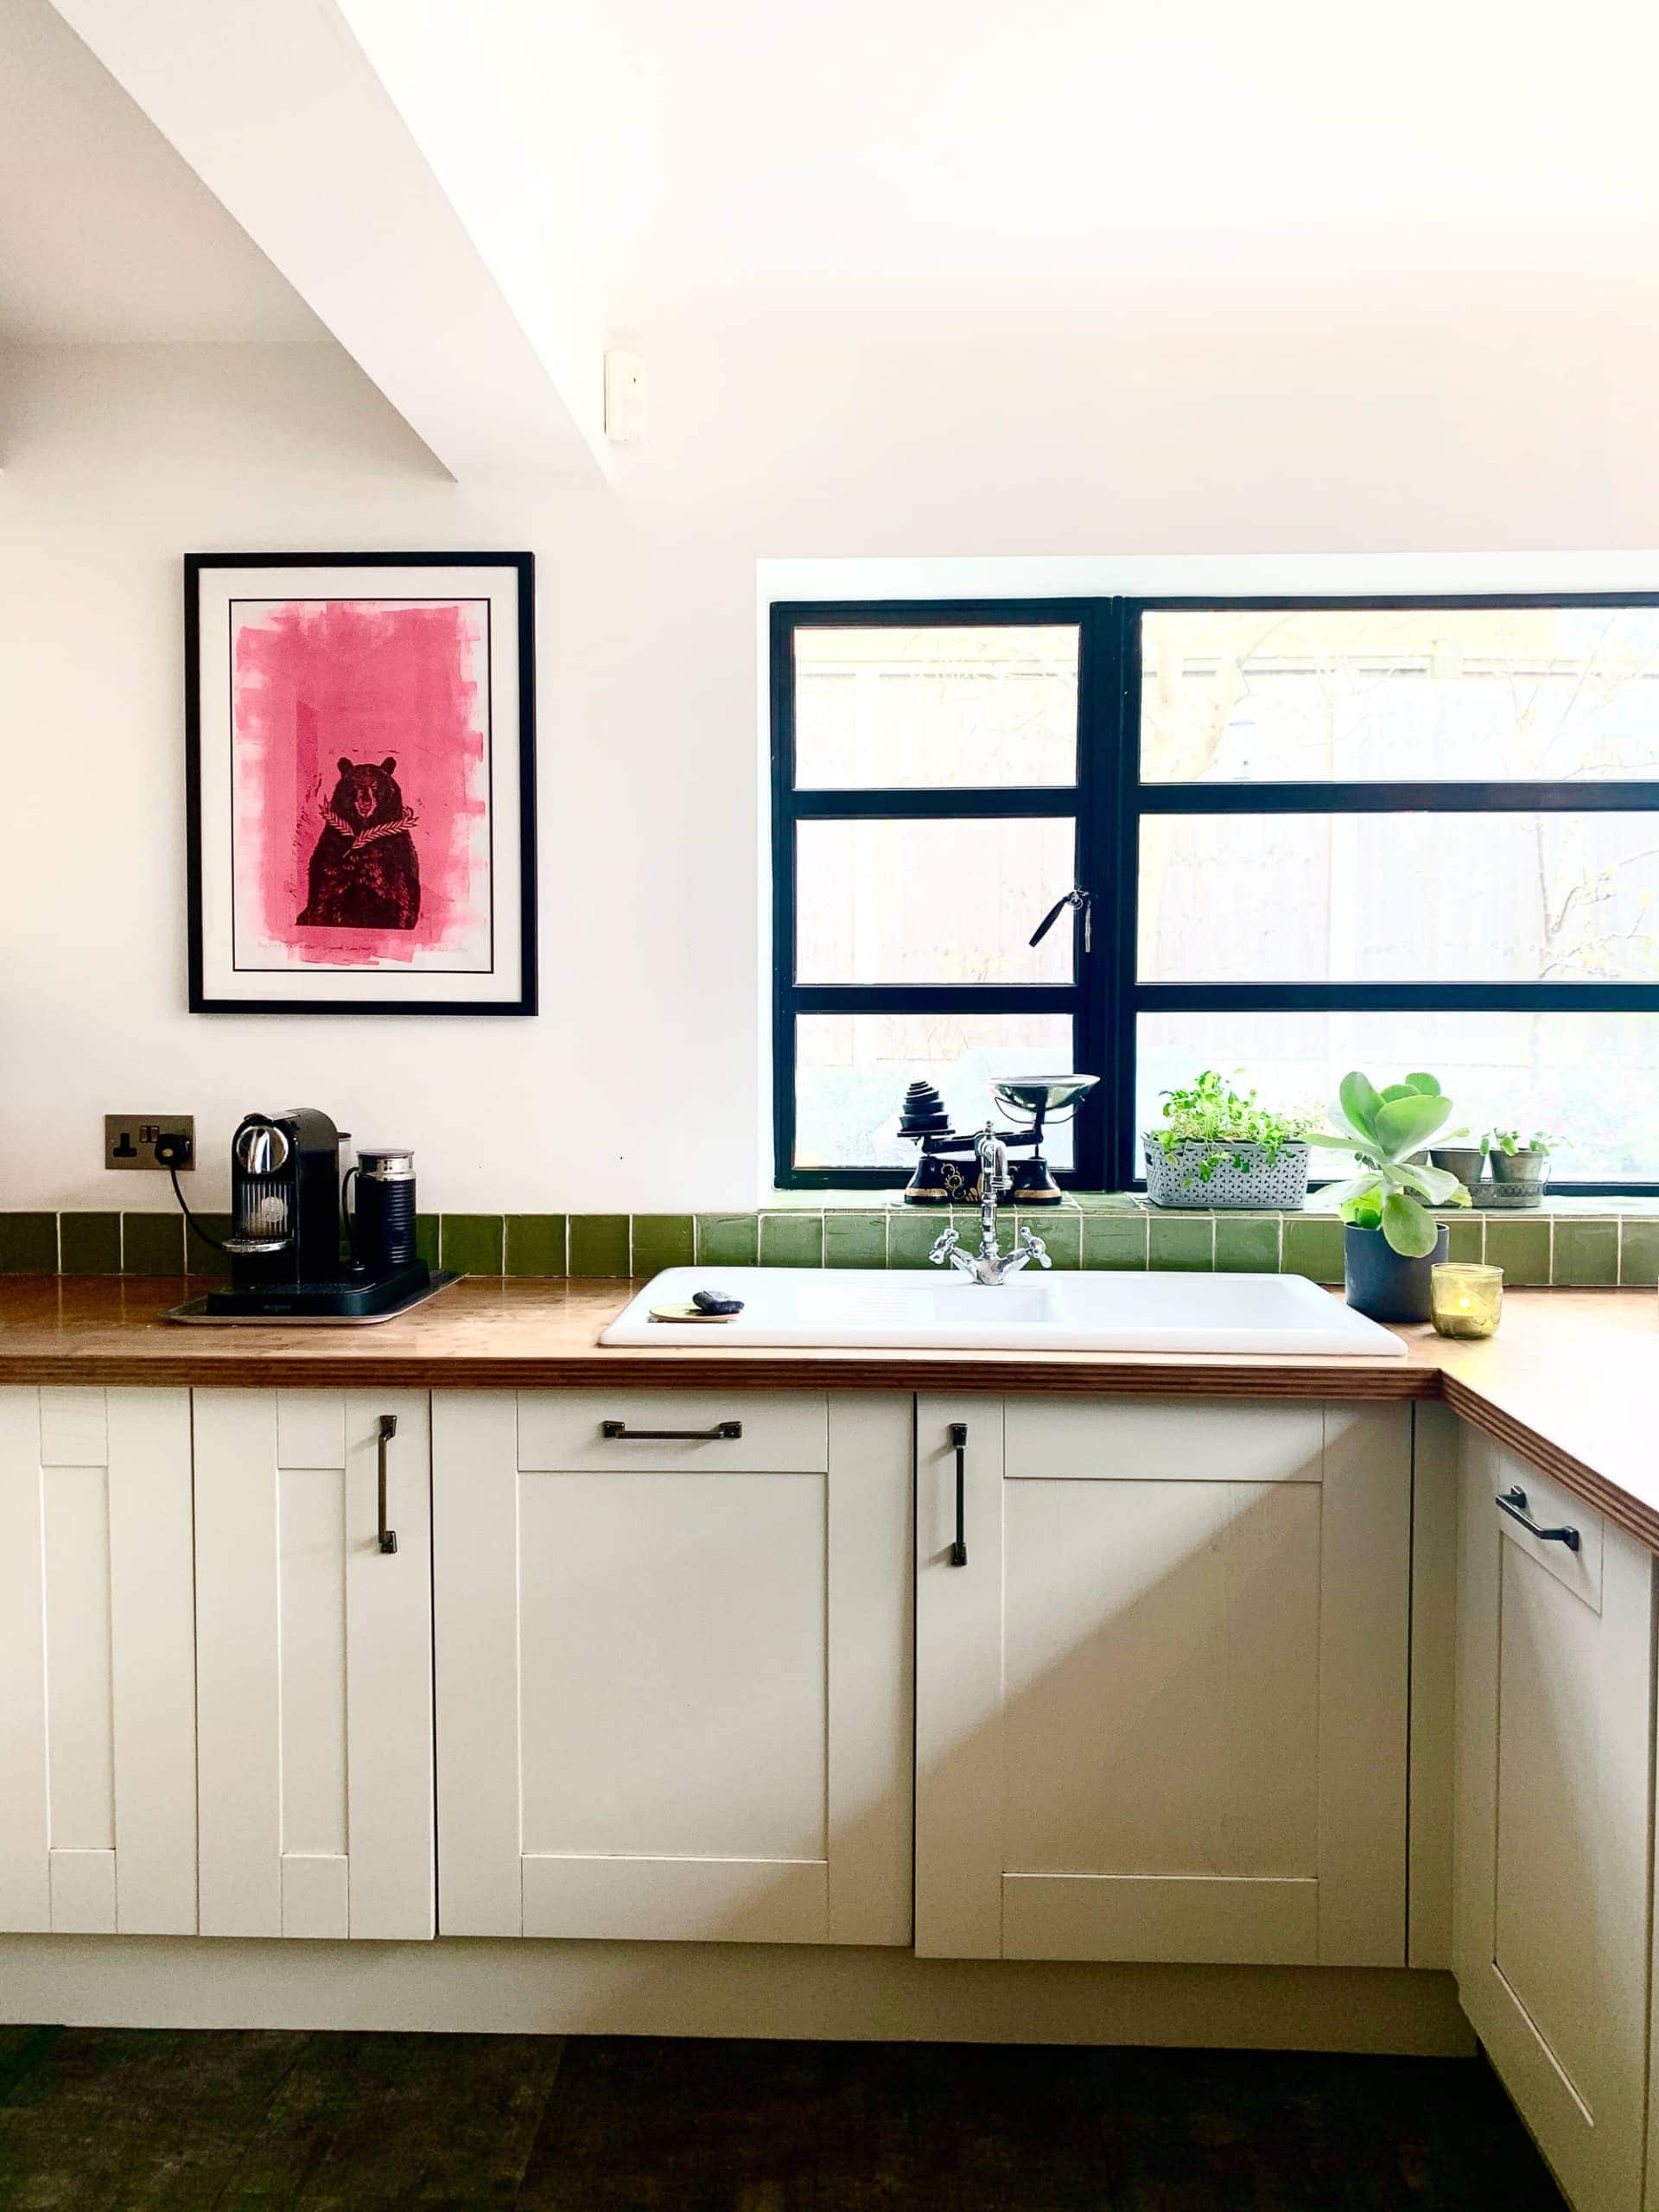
[178,1108,448,1322]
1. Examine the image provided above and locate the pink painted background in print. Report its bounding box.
[231,599,491,971]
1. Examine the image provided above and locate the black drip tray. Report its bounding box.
[164,1270,460,1325]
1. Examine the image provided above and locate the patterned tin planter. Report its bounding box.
[1142,1137,1310,1211]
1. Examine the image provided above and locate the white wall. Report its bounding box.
[6,309,1659,1212]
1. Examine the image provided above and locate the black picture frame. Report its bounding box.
[185,550,537,1016]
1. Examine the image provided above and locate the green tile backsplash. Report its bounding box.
[13,1198,1659,1287]
[629,1214,695,1276]
[506,1213,567,1277]
[568,1214,631,1276]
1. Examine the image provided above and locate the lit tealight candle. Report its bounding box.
[1430,1262,1503,1339]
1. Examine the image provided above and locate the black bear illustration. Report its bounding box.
[298,757,421,931]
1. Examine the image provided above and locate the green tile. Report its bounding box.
[441,1214,504,1276]
[182,1213,234,1273]
[1551,1219,1618,1287]
[415,1212,440,1270]
[1018,1213,1079,1268]
[1073,1191,1145,1210]
[1482,1217,1551,1287]
[506,1214,567,1277]
[59,1212,120,1275]
[630,1215,695,1276]
[1214,1216,1280,1272]
[568,1214,631,1276]
[1443,1214,1484,1262]
[1148,1215,1215,1271]
[1282,1216,1344,1284]
[887,1210,946,1269]
[1621,1219,1659,1287]
[823,1211,887,1268]
[0,1212,57,1273]
[695,1213,758,1266]
[759,1213,823,1268]
[1083,1213,1147,1270]
[122,1213,182,1275]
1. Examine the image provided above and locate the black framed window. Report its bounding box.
[772,595,1659,1193]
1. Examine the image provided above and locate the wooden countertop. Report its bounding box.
[0,1274,1653,1552]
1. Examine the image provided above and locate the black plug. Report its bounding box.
[154,1130,194,1171]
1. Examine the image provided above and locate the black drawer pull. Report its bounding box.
[1496,1484,1580,1553]
[601,1420,742,1442]
[376,1414,398,1554]
[950,1421,968,1567]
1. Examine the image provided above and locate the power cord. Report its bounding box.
[155,1133,232,1255]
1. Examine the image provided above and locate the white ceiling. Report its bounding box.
[7,0,1659,351]
[0,0,321,342]
[346,0,1659,321]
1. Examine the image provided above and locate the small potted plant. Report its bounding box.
[1143,1070,1315,1210]
[1427,1133,1485,1198]
[1484,1129,1556,1209]
[1310,1071,1471,1323]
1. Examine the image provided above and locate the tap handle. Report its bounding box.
[929,1228,960,1267]
[1020,1226,1053,1270]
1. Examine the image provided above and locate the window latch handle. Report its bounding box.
[1030,887,1091,951]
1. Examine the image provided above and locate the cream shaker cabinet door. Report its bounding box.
[0,1389,197,1935]
[1454,1435,1653,2212]
[192,1389,435,1940]
[915,1396,1412,1967]
[432,1390,912,1944]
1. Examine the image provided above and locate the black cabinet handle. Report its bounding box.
[950,1421,968,1567]
[601,1420,742,1442]
[1496,1484,1580,1553]
[377,1414,398,1554]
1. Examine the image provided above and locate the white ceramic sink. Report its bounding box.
[601,1265,1406,1357]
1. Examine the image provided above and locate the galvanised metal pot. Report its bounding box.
[1428,1145,1486,1197]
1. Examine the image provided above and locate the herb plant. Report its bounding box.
[1154,1071,1315,1185]
[1311,1071,1471,1257]
[1487,1128,1556,1159]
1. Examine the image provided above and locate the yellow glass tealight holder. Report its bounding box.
[1430,1262,1503,1339]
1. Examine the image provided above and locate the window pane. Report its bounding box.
[795,626,1078,787]
[1140,812,1659,982]
[797,818,1076,984]
[1135,1011,1659,1183]
[1141,607,1659,784]
[796,1013,1076,1172]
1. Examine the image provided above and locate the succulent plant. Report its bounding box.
[1310,1071,1471,1258]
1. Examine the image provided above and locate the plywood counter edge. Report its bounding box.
[0,1277,1652,1555]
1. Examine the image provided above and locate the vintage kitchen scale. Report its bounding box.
[896,1074,1099,1204]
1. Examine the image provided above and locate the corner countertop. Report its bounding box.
[0,1274,1653,1554]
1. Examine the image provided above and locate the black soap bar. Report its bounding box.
[691,1289,745,1316]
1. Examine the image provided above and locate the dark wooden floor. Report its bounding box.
[0,2026,1566,2210]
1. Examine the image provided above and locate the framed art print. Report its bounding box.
[185,551,536,1014]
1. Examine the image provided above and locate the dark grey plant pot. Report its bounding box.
[1429,1146,1487,1196]
[1344,1222,1450,1325]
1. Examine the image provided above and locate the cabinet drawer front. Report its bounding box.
[517,1390,828,1472]
[1003,1398,1324,1484]
[1492,1462,1603,1613]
